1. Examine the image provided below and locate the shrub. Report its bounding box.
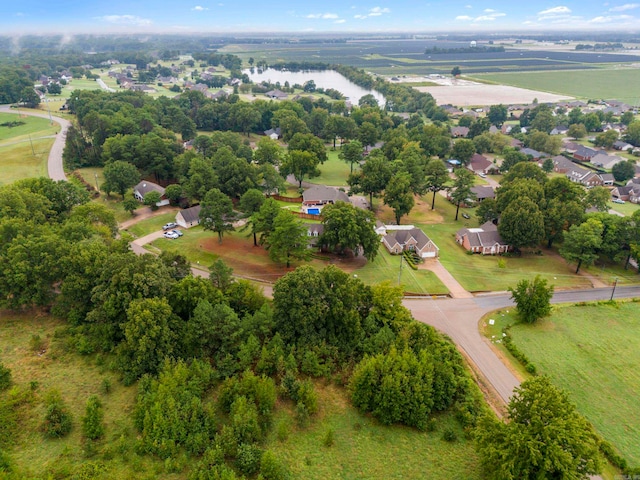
[323,428,335,447]
[260,450,292,480]
[29,334,45,352]
[235,443,262,476]
[42,390,73,438]
[0,363,11,391]
[100,379,111,394]
[442,427,457,442]
[275,419,290,442]
[295,402,310,428]
[82,395,105,440]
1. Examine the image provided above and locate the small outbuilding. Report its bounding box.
[176,205,202,229]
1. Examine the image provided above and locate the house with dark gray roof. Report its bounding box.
[552,155,576,173]
[176,205,202,228]
[470,185,496,202]
[382,227,439,258]
[591,153,624,170]
[520,148,544,160]
[133,181,169,207]
[302,186,350,213]
[573,145,602,162]
[265,90,288,100]
[456,221,511,255]
[468,154,492,174]
[451,126,469,138]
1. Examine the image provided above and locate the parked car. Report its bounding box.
[478,172,487,178]
[170,229,183,237]
[162,222,178,230]
[163,231,179,239]
[462,213,470,219]
[613,198,626,204]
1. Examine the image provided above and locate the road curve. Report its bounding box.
[0,103,70,181]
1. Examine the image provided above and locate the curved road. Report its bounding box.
[0,103,70,181]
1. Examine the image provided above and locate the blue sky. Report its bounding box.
[2,1,640,34]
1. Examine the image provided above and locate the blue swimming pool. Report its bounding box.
[307,208,320,215]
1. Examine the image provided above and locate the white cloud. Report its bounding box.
[96,15,153,26]
[465,4,472,8]
[354,6,390,19]
[483,8,497,12]
[306,12,339,19]
[474,14,504,21]
[538,6,571,15]
[589,14,632,22]
[455,15,474,20]
[609,3,639,11]
[191,5,208,11]
[335,19,346,23]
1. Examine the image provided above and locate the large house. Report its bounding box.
[133,181,170,207]
[612,181,640,203]
[565,165,612,187]
[573,145,602,162]
[468,154,492,175]
[176,205,202,229]
[381,226,439,258]
[265,90,288,100]
[302,186,350,213]
[456,222,511,255]
[590,153,624,170]
[470,185,496,203]
[552,155,576,173]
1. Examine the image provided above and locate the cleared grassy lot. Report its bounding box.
[0,138,54,185]
[483,301,640,469]
[306,148,353,187]
[473,69,640,103]
[267,383,480,480]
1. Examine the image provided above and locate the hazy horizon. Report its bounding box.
[2,1,640,35]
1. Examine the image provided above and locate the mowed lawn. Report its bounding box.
[266,383,481,480]
[0,112,59,142]
[410,195,592,292]
[493,302,640,467]
[307,148,353,187]
[473,69,640,103]
[0,138,54,185]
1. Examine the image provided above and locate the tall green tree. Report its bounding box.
[200,188,235,243]
[508,276,554,324]
[102,161,140,200]
[424,158,449,210]
[320,201,379,260]
[347,150,392,209]
[488,104,507,126]
[253,137,283,165]
[612,160,636,183]
[82,395,105,441]
[560,218,604,274]
[118,298,176,384]
[280,150,321,189]
[475,376,600,480]
[384,172,414,225]
[498,197,545,251]
[451,139,475,166]
[339,140,364,173]
[265,210,310,268]
[449,168,475,221]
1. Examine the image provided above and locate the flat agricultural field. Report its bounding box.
[414,83,572,106]
[483,302,640,468]
[472,68,640,103]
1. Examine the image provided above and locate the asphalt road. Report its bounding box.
[0,103,70,181]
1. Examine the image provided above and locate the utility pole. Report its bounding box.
[610,277,619,301]
[94,173,100,193]
[28,134,35,156]
[398,253,403,285]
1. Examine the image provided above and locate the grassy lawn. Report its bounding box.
[0,138,54,185]
[607,200,640,217]
[0,112,59,143]
[482,301,640,470]
[353,249,449,295]
[122,211,179,238]
[406,195,592,292]
[266,383,481,479]
[307,149,352,187]
[472,69,640,103]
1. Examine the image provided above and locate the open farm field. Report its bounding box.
[414,83,572,106]
[223,40,640,74]
[483,301,640,468]
[472,68,640,103]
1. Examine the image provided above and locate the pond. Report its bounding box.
[243,68,386,106]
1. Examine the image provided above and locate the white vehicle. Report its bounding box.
[612,198,626,204]
[170,229,183,237]
[478,172,487,178]
[162,222,178,230]
[163,231,179,239]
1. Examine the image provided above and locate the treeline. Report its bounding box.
[0,66,35,104]
[424,46,505,54]
[575,43,624,50]
[0,177,486,477]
